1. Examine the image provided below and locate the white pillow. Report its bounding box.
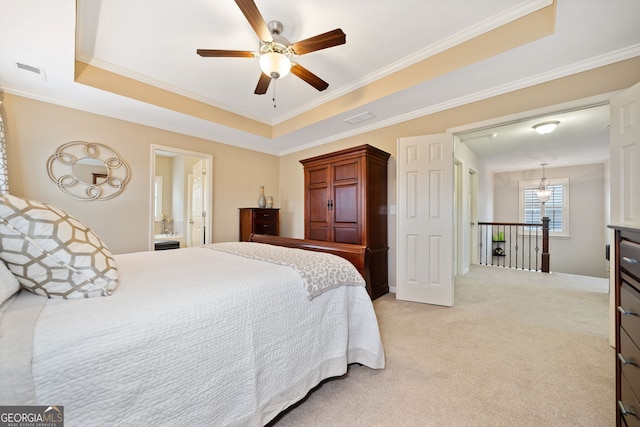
[0,260,19,306]
[0,194,119,298]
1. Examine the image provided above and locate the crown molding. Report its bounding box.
[279,45,640,155]
[273,0,553,125]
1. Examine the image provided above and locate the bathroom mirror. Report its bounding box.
[151,144,212,250]
[47,141,130,201]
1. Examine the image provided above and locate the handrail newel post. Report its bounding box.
[541,216,550,273]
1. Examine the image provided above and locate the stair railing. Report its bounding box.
[477,218,550,272]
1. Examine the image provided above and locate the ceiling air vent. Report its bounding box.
[344,112,374,125]
[15,62,47,81]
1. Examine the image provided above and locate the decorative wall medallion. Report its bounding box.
[47,141,131,201]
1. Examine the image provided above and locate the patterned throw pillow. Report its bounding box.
[0,260,19,306]
[0,194,119,298]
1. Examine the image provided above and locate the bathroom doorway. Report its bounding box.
[150,145,212,250]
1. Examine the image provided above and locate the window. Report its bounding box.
[519,178,569,236]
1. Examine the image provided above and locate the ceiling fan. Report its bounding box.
[197,0,346,95]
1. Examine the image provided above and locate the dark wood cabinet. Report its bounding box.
[239,208,279,242]
[611,225,640,426]
[300,144,390,299]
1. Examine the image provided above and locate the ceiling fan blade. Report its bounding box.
[290,64,329,91]
[254,72,271,95]
[290,29,346,55]
[197,49,255,58]
[234,0,272,42]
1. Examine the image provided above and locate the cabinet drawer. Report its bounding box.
[253,210,278,221]
[621,283,640,346]
[254,221,277,235]
[621,373,640,427]
[622,240,640,282]
[620,327,640,393]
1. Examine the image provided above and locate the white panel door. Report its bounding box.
[397,134,454,306]
[609,81,640,346]
[611,81,640,227]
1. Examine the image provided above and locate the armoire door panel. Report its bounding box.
[334,184,358,224]
[333,161,359,182]
[307,167,329,185]
[308,226,329,241]
[333,227,359,244]
[308,187,330,223]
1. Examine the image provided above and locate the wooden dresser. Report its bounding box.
[300,144,390,299]
[611,225,640,426]
[239,208,279,242]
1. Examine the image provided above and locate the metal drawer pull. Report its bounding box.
[618,353,636,365]
[619,306,636,316]
[623,256,639,264]
[619,401,636,416]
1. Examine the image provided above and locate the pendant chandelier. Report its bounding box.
[536,163,552,203]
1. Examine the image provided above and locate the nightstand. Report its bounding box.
[239,208,279,242]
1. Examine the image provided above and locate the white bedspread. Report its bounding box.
[12,246,384,426]
[206,242,365,299]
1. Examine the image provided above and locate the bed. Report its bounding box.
[0,194,385,426]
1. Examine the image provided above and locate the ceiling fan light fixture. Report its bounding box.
[197,2,344,93]
[532,120,560,135]
[259,52,291,79]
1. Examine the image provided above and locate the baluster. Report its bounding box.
[477,222,548,273]
[513,225,516,269]
[479,224,484,265]
[528,225,532,270]
[507,225,511,268]
[535,226,540,271]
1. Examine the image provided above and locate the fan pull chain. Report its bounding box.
[272,78,277,108]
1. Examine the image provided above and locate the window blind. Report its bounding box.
[523,185,563,232]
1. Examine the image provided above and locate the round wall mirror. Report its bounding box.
[47,141,130,201]
[72,157,109,184]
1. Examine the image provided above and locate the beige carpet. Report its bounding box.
[271,265,614,427]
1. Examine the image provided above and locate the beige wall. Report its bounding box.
[493,163,607,278]
[280,57,640,236]
[278,58,640,288]
[2,93,280,254]
[2,57,639,271]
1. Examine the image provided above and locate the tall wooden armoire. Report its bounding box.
[300,144,390,299]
